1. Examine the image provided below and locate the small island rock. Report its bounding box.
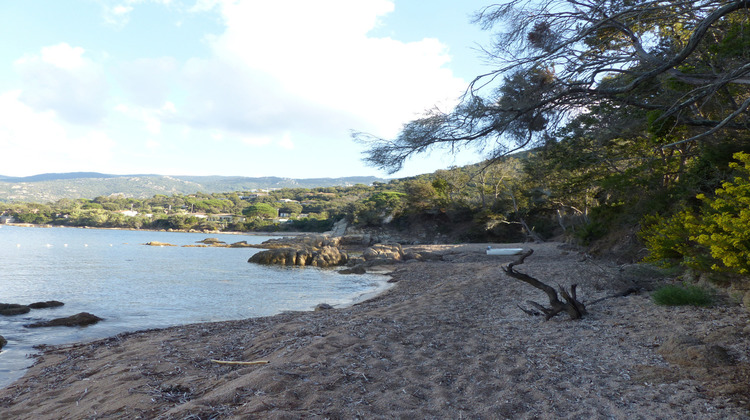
[25,312,103,328]
[28,300,65,309]
[0,335,7,350]
[0,303,30,316]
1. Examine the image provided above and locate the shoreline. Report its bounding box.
[1,242,748,418]
[1,222,310,236]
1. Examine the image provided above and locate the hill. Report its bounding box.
[0,173,387,202]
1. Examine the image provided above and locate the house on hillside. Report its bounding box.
[0,215,15,224]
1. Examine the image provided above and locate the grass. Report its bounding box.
[652,284,713,306]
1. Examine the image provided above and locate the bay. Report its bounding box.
[0,225,388,388]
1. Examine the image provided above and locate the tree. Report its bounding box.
[358,0,750,173]
[243,203,278,219]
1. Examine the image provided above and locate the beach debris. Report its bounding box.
[486,246,524,256]
[24,312,103,328]
[503,249,587,320]
[210,359,270,365]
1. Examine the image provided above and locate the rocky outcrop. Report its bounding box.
[0,303,31,316]
[1,301,65,316]
[251,235,341,250]
[0,335,6,350]
[25,312,103,328]
[197,238,226,245]
[28,300,65,309]
[362,244,405,264]
[144,241,177,247]
[249,246,348,268]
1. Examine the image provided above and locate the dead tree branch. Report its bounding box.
[503,249,587,320]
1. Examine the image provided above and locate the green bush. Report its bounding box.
[641,152,750,277]
[652,284,713,306]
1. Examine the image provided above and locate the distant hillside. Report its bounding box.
[0,173,388,202]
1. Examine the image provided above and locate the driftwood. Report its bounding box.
[211,359,270,365]
[503,249,587,320]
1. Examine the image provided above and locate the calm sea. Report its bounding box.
[0,225,388,388]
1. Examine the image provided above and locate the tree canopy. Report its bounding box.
[359,0,750,173]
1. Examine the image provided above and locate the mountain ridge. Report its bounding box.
[0,173,389,202]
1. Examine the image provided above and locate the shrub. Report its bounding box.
[640,152,750,278]
[652,284,713,306]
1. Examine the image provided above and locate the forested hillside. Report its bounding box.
[0,173,386,202]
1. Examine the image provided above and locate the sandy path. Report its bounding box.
[1,242,748,419]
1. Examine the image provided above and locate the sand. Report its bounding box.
[1,242,749,419]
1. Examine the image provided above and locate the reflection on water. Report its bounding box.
[0,226,387,388]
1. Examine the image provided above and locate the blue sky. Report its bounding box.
[0,0,494,179]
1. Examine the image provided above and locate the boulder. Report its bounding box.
[229,241,254,248]
[0,335,6,350]
[363,243,404,263]
[25,312,103,328]
[0,303,30,316]
[28,300,64,309]
[339,265,367,275]
[248,246,348,268]
[252,235,341,250]
[197,237,225,244]
[315,303,334,311]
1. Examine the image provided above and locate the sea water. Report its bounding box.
[0,225,388,388]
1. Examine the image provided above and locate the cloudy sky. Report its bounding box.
[0,0,493,179]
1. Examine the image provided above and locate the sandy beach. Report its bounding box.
[1,242,749,419]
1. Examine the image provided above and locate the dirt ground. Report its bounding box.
[1,242,749,419]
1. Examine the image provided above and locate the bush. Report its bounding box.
[640,152,750,277]
[652,284,713,306]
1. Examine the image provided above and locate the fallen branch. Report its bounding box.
[503,249,587,320]
[211,359,270,365]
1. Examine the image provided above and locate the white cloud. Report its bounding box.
[175,0,466,139]
[0,91,117,175]
[14,43,109,125]
[277,132,294,150]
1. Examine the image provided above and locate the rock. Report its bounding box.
[363,243,404,263]
[253,235,341,250]
[25,312,104,328]
[315,303,334,311]
[0,335,6,350]
[197,238,225,244]
[0,303,30,316]
[229,241,254,248]
[144,241,177,247]
[248,246,348,268]
[743,290,750,314]
[658,334,734,368]
[28,300,64,309]
[339,266,367,275]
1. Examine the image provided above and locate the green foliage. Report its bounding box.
[641,152,750,277]
[652,284,713,307]
[243,203,278,219]
[692,152,750,274]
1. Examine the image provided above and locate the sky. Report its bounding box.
[0,0,495,179]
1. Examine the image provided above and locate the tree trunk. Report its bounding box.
[503,249,587,320]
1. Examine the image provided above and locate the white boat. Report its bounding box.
[486,247,524,256]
